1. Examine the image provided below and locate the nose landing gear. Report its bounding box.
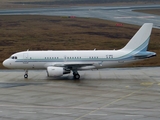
[24,70,28,79]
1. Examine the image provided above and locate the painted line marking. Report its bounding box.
[158,83,160,85]
[125,85,130,88]
[141,82,154,86]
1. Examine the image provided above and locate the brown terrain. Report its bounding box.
[0,14,159,68]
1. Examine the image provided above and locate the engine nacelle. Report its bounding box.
[47,66,70,77]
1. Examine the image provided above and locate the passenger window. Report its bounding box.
[15,56,17,59]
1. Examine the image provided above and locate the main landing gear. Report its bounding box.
[73,71,80,80]
[24,70,28,79]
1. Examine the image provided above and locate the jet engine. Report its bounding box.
[47,66,70,77]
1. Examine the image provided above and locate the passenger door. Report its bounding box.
[23,53,28,64]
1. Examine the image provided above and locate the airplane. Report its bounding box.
[3,23,156,79]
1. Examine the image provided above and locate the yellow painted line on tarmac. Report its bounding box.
[157,83,160,85]
[141,82,154,86]
[125,86,130,88]
[75,84,153,120]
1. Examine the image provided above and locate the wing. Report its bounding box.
[47,62,95,70]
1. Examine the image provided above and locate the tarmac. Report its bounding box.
[0,5,160,28]
[0,67,160,120]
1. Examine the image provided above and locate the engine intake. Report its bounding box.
[47,66,70,77]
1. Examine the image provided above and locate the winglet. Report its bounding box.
[121,23,153,52]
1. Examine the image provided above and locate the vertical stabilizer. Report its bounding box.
[121,23,153,52]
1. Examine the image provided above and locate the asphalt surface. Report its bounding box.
[0,4,160,120]
[0,5,160,28]
[0,67,160,120]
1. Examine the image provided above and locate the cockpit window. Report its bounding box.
[10,56,17,59]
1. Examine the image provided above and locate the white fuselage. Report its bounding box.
[3,50,138,70]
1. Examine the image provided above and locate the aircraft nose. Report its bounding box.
[3,59,10,68]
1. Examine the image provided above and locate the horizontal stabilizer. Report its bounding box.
[133,51,156,59]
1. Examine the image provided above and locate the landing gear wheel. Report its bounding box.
[74,73,80,80]
[24,74,28,79]
[24,70,28,79]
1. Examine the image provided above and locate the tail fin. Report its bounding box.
[121,23,153,52]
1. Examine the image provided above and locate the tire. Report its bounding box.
[24,74,28,78]
[74,74,80,80]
